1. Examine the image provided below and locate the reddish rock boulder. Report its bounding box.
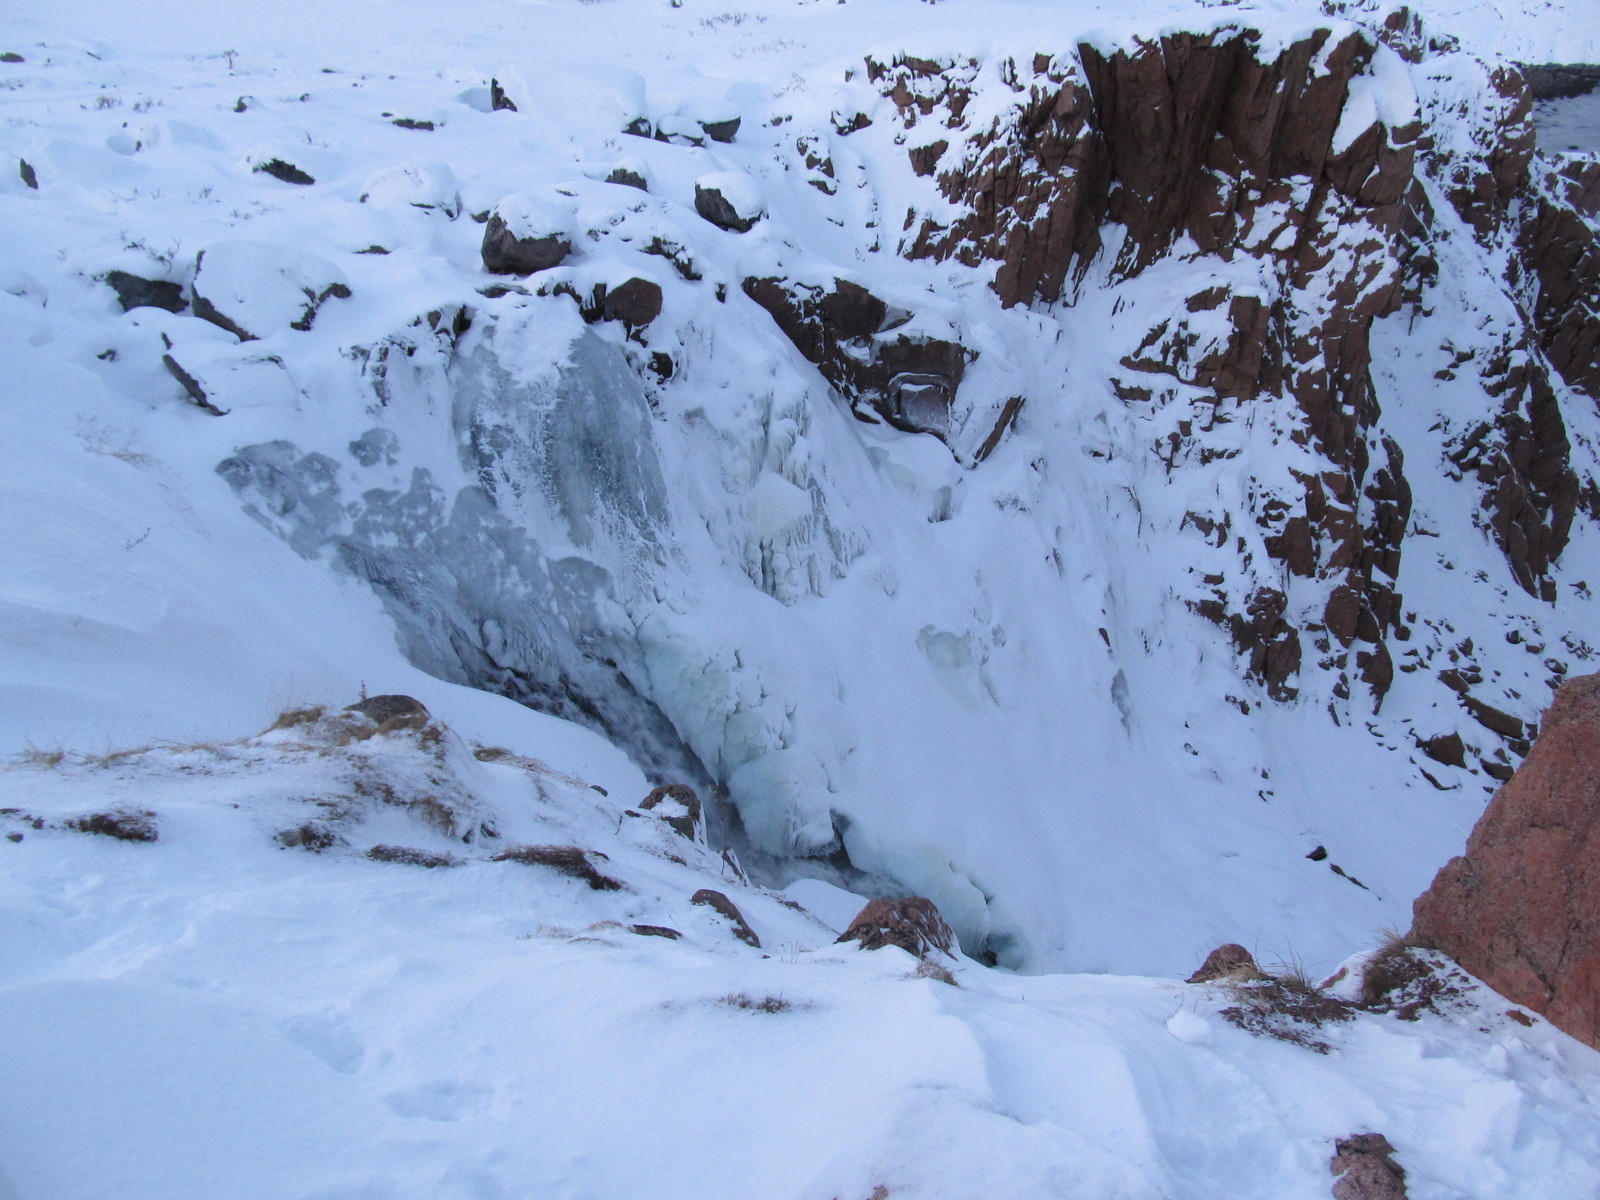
[638,782,701,839]
[1411,673,1600,1048]
[1186,942,1266,984]
[1330,1133,1408,1200]
[837,896,957,958]
[691,888,761,947]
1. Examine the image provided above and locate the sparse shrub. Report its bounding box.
[717,991,794,1014]
[14,745,66,769]
[405,794,460,835]
[1217,971,1355,1053]
[67,810,159,842]
[1359,937,1470,1020]
[276,822,338,852]
[492,844,623,890]
[366,843,459,868]
[82,746,154,769]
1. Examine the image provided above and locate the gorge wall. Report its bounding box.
[85,0,1600,968]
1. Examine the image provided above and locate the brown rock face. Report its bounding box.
[862,22,1600,706]
[638,783,701,839]
[1521,162,1600,400]
[1330,1133,1408,1200]
[742,276,988,451]
[1186,942,1265,984]
[837,896,957,958]
[871,31,1424,704]
[599,276,664,329]
[691,888,761,947]
[1411,673,1600,1049]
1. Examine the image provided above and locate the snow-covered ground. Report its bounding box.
[5,708,1600,1200]
[6,0,1600,1193]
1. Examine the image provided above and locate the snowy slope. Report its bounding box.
[4,709,1600,1200]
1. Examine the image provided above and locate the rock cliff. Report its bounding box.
[1411,672,1600,1049]
[821,6,1599,725]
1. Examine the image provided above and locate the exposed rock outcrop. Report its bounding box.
[104,269,187,314]
[1330,1133,1408,1200]
[691,887,761,947]
[694,174,763,233]
[861,14,1599,708]
[494,844,624,890]
[742,275,976,446]
[481,212,571,276]
[1517,63,1600,101]
[638,783,701,840]
[1411,673,1600,1049]
[869,31,1423,703]
[191,240,351,340]
[837,896,957,958]
[598,276,664,330]
[1186,942,1266,983]
[346,693,431,728]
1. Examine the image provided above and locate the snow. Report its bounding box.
[1335,43,1420,153]
[5,712,1600,1199]
[4,0,1600,1192]
[191,239,349,339]
[695,168,765,221]
[360,161,463,219]
[490,191,572,244]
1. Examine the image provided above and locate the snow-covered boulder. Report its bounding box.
[162,349,294,415]
[190,240,350,340]
[694,171,763,232]
[359,162,462,219]
[603,158,650,191]
[481,193,572,275]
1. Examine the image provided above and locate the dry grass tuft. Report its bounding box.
[1358,931,1470,1020]
[909,958,960,986]
[366,843,460,868]
[717,991,797,1014]
[266,705,327,732]
[13,745,67,770]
